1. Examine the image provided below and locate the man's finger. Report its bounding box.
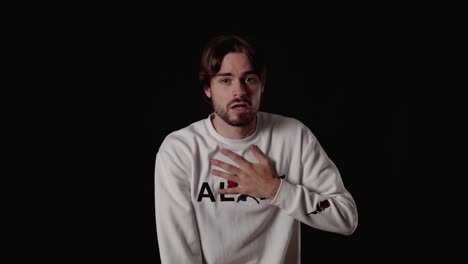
[211,159,242,175]
[249,144,269,164]
[211,169,239,182]
[220,148,250,167]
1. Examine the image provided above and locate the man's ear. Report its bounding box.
[204,85,211,98]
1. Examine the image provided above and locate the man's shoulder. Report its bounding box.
[168,118,206,137]
[260,112,309,131]
[159,118,207,150]
[259,112,317,145]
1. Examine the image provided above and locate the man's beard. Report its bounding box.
[213,99,257,127]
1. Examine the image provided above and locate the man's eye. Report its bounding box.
[220,79,231,84]
[245,77,258,84]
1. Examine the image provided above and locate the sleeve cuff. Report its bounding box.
[268,179,298,208]
[268,179,284,204]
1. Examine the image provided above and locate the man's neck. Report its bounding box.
[211,114,257,140]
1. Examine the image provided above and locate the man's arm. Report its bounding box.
[212,142,358,235]
[155,149,203,263]
[268,139,358,235]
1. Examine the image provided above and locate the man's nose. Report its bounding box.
[233,80,247,97]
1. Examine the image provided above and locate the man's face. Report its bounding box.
[204,52,263,127]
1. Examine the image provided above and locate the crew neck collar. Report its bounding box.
[205,112,262,146]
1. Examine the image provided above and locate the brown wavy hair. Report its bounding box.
[199,34,266,88]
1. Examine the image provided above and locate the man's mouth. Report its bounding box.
[230,102,249,109]
[230,102,250,113]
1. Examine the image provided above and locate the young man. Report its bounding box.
[154,34,358,263]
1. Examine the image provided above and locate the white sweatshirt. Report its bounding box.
[155,112,358,264]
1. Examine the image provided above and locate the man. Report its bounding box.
[154,34,358,263]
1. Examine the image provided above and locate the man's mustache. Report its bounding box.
[228,98,251,108]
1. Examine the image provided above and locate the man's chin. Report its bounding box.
[226,112,255,126]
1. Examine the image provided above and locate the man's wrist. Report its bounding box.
[269,178,281,199]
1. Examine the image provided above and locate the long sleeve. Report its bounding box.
[154,147,203,263]
[269,137,358,235]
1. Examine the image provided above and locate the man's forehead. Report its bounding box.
[219,52,252,67]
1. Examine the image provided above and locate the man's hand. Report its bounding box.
[210,145,281,199]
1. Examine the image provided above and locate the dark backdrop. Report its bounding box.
[46,16,410,263]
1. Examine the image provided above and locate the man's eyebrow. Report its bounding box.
[215,70,258,77]
[243,70,258,76]
[215,72,233,77]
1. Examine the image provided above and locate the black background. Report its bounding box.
[27,10,413,263]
